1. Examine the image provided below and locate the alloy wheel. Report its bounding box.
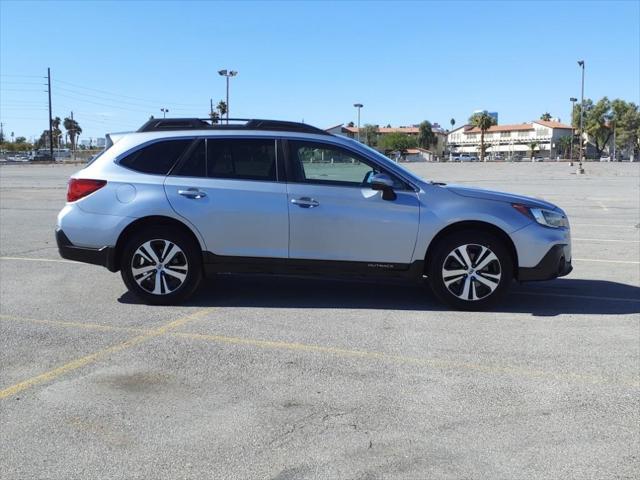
[441,243,502,301]
[131,239,189,295]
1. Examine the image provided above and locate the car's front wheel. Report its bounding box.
[120,227,202,305]
[428,231,513,310]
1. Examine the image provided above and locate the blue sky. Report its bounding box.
[1,0,639,141]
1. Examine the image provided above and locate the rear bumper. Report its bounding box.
[518,244,572,281]
[56,229,117,272]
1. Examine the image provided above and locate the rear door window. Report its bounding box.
[120,139,192,175]
[207,138,276,181]
[171,140,206,177]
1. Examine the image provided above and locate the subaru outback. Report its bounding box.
[56,118,572,310]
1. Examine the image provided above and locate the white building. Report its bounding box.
[447,120,573,160]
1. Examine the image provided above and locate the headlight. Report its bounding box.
[512,204,569,229]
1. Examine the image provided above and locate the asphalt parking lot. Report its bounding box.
[1,161,639,479]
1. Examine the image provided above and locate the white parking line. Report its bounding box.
[573,258,640,265]
[514,291,640,303]
[0,256,77,264]
[571,223,639,229]
[573,238,640,243]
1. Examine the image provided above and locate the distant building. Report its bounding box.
[325,124,447,159]
[472,110,499,124]
[80,137,106,148]
[447,120,573,159]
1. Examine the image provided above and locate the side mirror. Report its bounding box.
[370,173,397,201]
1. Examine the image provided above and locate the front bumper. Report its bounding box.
[518,244,572,281]
[56,229,117,271]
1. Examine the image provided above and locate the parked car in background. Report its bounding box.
[57,118,573,310]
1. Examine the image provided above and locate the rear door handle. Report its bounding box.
[178,188,207,199]
[291,197,319,208]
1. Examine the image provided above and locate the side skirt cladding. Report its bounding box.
[203,252,425,281]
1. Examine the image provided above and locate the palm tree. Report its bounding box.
[51,117,62,148]
[418,121,435,149]
[469,112,496,162]
[540,112,552,121]
[63,117,82,151]
[529,141,539,160]
[450,118,455,131]
[217,100,228,120]
[209,111,220,124]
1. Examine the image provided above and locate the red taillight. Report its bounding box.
[67,178,107,202]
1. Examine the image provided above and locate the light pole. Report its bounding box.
[160,108,169,118]
[353,103,363,142]
[577,60,585,174]
[218,69,238,124]
[569,97,577,165]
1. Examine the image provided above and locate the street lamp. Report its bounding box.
[577,60,585,174]
[218,69,238,124]
[569,97,577,165]
[160,108,169,118]
[353,103,363,141]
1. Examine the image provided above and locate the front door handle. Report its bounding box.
[291,197,319,208]
[178,188,207,199]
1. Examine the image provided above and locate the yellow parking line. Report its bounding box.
[0,308,212,400]
[1,312,637,389]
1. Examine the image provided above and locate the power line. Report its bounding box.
[52,84,197,112]
[55,78,204,107]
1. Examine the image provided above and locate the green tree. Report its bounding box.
[217,100,228,119]
[51,117,62,148]
[610,99,640,159]
[378,132,417,153]
[347,121,354,127]
[417,121,435,149]
[15,136,26,144]
[528,141,539,160]
[572,97,613,158]
[450,118,455,131]
[63,117,82,150]
[469,111,497,162]
[209,111,220,124]
[540,112,552,121]
[556,135,572,158]
[361,124,379,147]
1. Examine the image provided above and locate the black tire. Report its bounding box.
[120,226,202,305]
[427,230,513,311]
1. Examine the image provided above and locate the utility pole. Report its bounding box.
[353,103,363,142]
[569,97,577,166]
[218,69,238,124]
[47,67,53,160]
[577,60,585,174]
[210,98,214,121]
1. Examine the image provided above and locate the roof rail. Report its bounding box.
[137,118,332,136]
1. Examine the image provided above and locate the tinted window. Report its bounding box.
[172,140,206,177]
[120,139,192,175]
[207,138,276,181]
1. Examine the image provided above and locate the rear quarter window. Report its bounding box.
[119,139,192,175]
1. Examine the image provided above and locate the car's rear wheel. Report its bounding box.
[428,231,513,310]
[120,227,202,305]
